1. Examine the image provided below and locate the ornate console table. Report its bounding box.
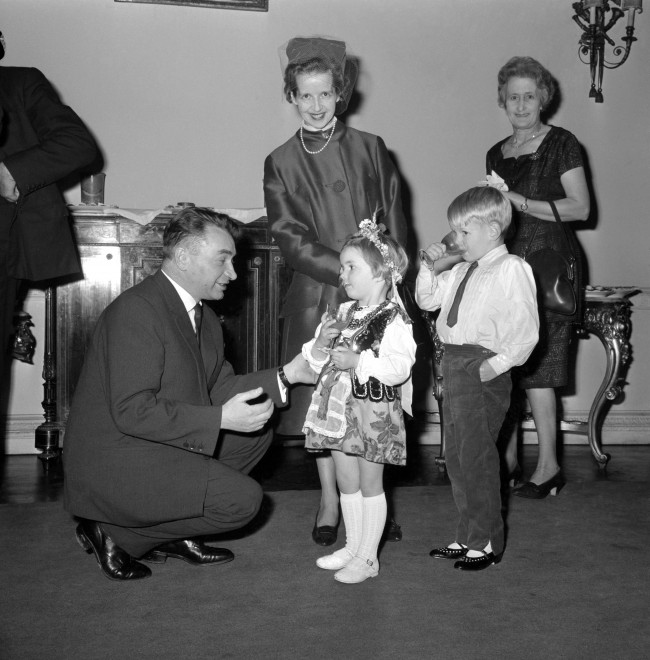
[33,210,290,462]
[423,294,634,473]
[557,296,633,467]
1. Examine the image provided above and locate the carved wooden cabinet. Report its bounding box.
[55,211,290,430]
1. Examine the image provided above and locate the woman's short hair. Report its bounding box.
[283,56,344,104]
[342,232,409,286]
[447,187,512,237]
[162,207,240,260]
[497,56,556,109]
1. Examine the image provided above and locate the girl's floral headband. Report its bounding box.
[356,215,402,284]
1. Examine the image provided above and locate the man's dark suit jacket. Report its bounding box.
[63,269,285,528]
[0,66,96,281]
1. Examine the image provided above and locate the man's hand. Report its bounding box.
[0,163,19,203]
[221,388,274,432]
[282,353,317,385]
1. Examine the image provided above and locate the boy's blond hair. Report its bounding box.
[447,187,512,237]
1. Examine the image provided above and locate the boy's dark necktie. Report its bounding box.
[447,261,478,328]
[194,303,203,345]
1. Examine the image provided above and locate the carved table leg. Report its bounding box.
[581,300,633,469]
[422,310,448,475]
[35,285,60,465]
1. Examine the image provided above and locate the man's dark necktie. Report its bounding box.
[447,261,478,328]
[193,303,203,346]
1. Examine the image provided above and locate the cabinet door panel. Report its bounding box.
[56,245,121,424]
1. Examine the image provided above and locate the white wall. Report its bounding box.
[3,0,649,452]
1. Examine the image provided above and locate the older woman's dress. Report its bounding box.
[486,125,584,388]
[264,121,408,434]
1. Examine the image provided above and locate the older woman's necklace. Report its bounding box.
[511,125,543,156]
[300,117,337,155]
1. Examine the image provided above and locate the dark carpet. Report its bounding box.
[1,453,649,659]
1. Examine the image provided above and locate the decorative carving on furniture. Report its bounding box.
[11,310,36,364]
[35,287,60,464]
[575,297,633,466]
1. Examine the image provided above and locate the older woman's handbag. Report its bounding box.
[522,201,577,316]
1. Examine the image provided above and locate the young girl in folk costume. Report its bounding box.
[302,217,416,584]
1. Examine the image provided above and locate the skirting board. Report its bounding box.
[3,411,649,455]
[411,410,650,446]
[2,415,44,455]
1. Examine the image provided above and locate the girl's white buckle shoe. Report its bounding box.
[316,548,354,570]
[334,556,379,583]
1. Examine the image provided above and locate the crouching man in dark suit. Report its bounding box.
[63,208,313,581]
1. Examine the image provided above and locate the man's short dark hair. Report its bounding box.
[162,207,241,260]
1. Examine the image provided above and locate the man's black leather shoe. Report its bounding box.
[76,520,151,581]
[142,539,234,565]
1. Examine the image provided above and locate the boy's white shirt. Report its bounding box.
[415,244,539,375]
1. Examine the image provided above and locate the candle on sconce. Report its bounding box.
[583,0,603,24]
[622,0,643,27]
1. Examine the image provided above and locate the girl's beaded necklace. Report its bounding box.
[346,300,391,329]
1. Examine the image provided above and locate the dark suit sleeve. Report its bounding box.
[2,68,96,195]
[374,136,408,246]
[209,361,286,409]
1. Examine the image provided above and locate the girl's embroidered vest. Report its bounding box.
[350,306,399,402]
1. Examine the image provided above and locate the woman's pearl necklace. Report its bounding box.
[300,117,337,155]
[511,126,542,155]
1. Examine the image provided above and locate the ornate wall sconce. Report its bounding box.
[572,0,643,102]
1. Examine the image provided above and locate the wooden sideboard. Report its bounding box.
[53,211,290,434]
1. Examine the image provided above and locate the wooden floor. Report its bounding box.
[1,443,648,505]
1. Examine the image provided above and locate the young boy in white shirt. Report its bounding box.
[416,186,539,571]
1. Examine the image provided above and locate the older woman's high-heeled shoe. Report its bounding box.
[514,470,565,499]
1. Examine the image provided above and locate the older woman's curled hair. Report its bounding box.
[497,56,557,110]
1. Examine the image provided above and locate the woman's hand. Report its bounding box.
[330,346,360,371]
[503,167,590,222]
[478,171,509,192]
